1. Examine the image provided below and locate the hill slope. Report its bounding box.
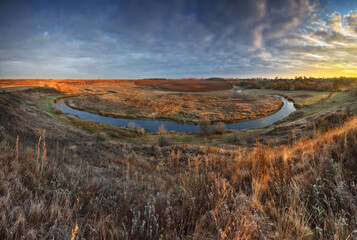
[0,89,357,239]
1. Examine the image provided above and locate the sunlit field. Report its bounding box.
[67,84,282,124]
[0,77,357,239]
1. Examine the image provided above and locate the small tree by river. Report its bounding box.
[199,117,211,135]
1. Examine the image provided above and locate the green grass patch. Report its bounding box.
[244,89,355,120]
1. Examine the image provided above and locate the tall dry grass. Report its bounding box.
[0,116,357,239]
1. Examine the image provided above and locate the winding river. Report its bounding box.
[54,95,295,133]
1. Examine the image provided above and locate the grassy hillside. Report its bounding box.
[1,98,357,239]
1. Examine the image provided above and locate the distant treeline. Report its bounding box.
[227,77,357,91]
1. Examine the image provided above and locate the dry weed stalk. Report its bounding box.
[15,135,19,159]
[1,104,357,239]
[71,224,78,240]
[40,129,47,176]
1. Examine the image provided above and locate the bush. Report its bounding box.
[315,112,347,131]
[96,132,107,143]
[345,105,352,117]
[67,115,77,121]
[231,133,241,144]
[128,122,145,134]
[136,127,145,135]
[158,135,171,147]
[158,123,167,134]
[54,108,63,115]
[157,123,170,146]
[214,122,225,134]
[199,117,211,135]
[128,122,136,130]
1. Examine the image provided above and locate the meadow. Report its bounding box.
[134,79,233,92]
[67,88,282,124]
[0,79,357,239]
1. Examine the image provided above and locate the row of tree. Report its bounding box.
[227,77,357,92]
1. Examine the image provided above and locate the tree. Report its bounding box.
[214,122,226,134]
[199,116,211,135]
[333,80,341,91]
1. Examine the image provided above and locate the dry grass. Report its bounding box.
[68,91,282,123]
[134,79,233,92]
[0,79,232,95]
[1,111,357,239]
[1,86,357,239]
[0,80,82,94]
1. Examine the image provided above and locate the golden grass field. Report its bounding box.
[0,80,357,239]
[134,79,233,92]
[2,79,282,123]
[67,89,282,123]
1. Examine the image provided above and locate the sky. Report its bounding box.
[0,0,357,79]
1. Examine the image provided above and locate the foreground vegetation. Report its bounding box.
[1,107,357,239]
[1,83,357,239]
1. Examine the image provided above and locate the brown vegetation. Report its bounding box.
[0,80,83,94]
[134,79,233,92]
[0,78,233,95]
[68,91,282,123]
[1,96,357,239]
[230,76,357,92]
[1,85,357,239]
[213,122,226,134]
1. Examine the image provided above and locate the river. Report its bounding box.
[54,96,295,133]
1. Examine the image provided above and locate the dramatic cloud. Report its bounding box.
[0,0,356,78]
[327,12,343,32]
[285,8,357,76]
[345,10,357,33]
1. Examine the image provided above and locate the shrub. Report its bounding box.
[67,115,77,121]
[315,112,347,131]
[158,135,171,147]
[128,122,136,130]
[157,124,170,146]
[128,122,145,134]
[54,108,63,115]
[199,117,211,135]
[136,127,145,135]
[214,122,225,134]
[96,132,107,143]
[345,105,352,117]
[158,123,167,134]
[231,132,242,144]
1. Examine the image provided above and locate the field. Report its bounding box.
[244,89,354,118]
[0,79,233,94]
[0,80,357,239]
[244,89,335,107]
[134,79,233,92]
[67,88,282,123]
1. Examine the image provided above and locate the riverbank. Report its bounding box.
[55,95,294,133]
[11,86,353,146]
